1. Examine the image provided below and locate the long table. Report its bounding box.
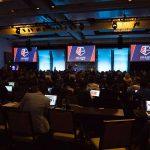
[57,104,125,118]
[70,105,124,117]
[55,105,125,138]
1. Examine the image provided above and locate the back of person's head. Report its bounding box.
[124,73,131,79]
[88,75,96,83]
[78,80,87,89]
[134,77,141,85]
[27,78,39,92]
[140,80,148,89]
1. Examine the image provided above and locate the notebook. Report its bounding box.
[45,95,57,106]
[5,85,13,92]
[90,90,100,97]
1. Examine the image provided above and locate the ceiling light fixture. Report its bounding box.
[22,29,26,32]
[16,27,20,34]
[112,21,117,30]
[36,27,41,32]
[30,28,33,32]
[133,21,140,28]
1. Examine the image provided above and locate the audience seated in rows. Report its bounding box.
[0,68,150,111]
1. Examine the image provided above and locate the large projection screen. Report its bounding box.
[97,49,111,72]
[114,48,129,71]
[38,50,65,71]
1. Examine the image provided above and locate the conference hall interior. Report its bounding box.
[0,0,150,150]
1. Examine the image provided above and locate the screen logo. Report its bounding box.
[140,46,150,56]
[76,47,85,56]
[21,48,29,57]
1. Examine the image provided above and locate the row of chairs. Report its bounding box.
[0,107,135,150]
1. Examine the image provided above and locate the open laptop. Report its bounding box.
[47,87,53,94]
[8,82,15,87]
[5,85,13,92]
[145,100,150,115]
[90,90,100,97]
[45,94,57,108]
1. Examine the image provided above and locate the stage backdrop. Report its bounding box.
[38,48,129,72]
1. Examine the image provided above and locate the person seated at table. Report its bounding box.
[86,75,100,91]
[134,80,150,101]
[19,79,50,134]
[0,81,9,101]
[123,73,132,87]
[127,78,141,93]
[76,81,92,107]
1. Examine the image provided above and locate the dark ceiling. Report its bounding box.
[0,0,150,46]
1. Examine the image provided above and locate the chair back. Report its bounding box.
[49,109,75,134]
[5,108,35,137]
[100,119,135,149]
[0,107,7,131]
